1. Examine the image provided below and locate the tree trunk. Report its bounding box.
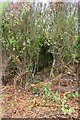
[50,53,55,78]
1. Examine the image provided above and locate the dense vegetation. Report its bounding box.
[1,1,80,119]
[2,2,79,81]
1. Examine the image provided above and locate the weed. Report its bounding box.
[61,95,75,115]
[67,91,80,99]
[54,91,60,101]
[33,87,38,94]
[34,79,39,84]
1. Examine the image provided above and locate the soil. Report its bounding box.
[1,70,80,119]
